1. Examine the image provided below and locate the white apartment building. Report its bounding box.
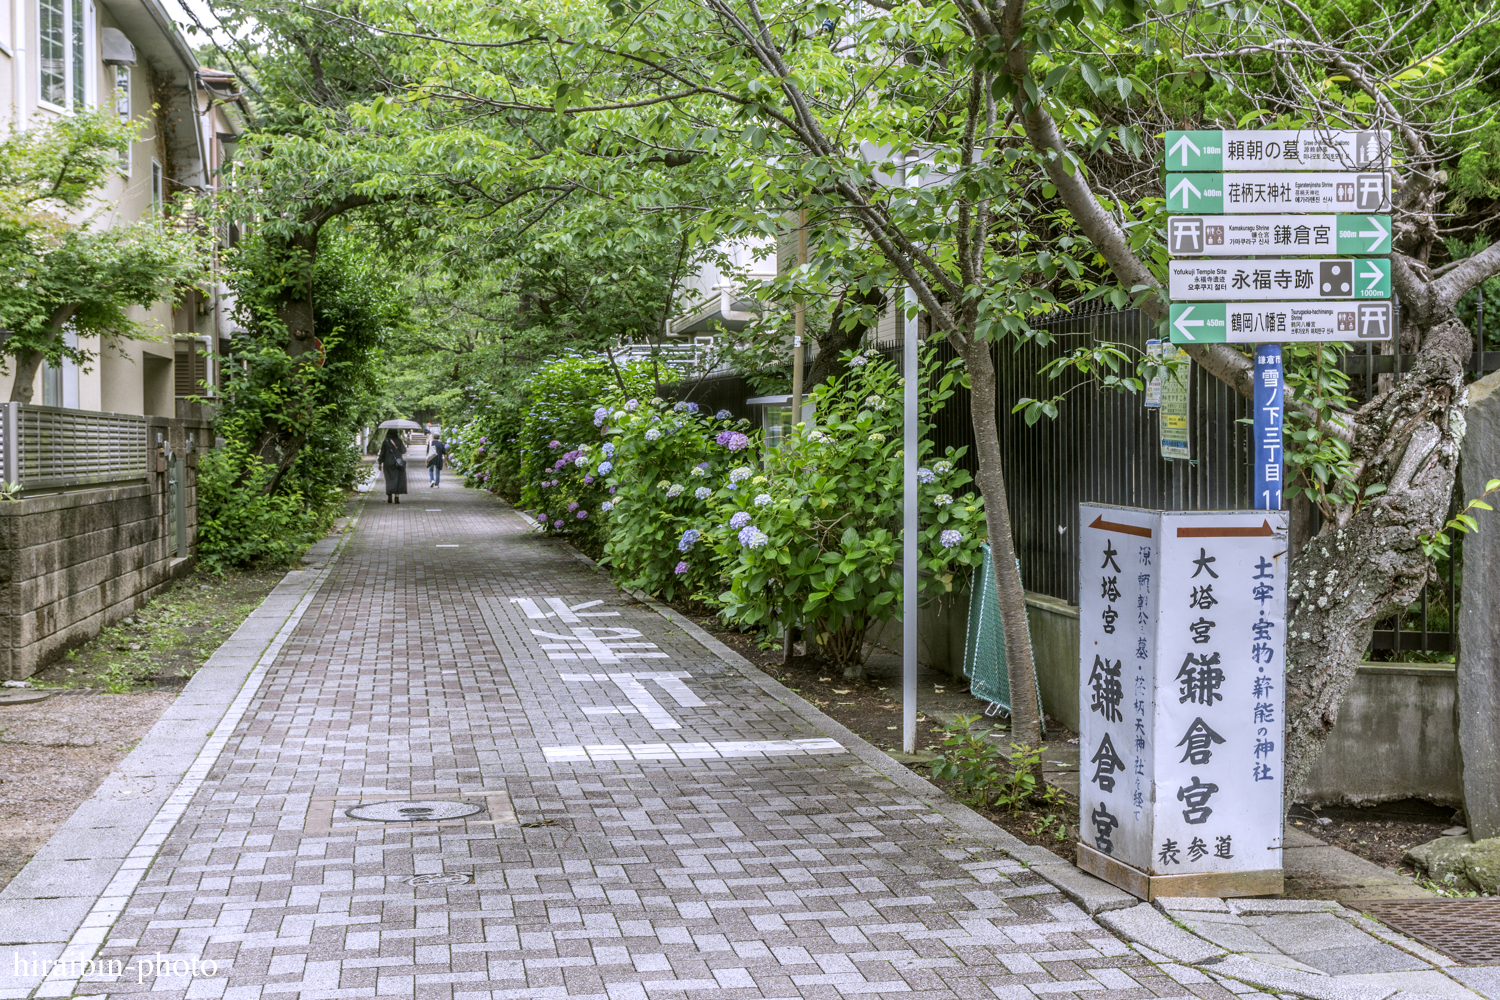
[0,0,244,415]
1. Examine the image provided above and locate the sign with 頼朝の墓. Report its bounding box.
[1164,129,1390,171]
[1078,505,1288,891]
[1166,173,1389,214]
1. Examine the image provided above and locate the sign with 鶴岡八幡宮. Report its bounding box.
[1169,259,1390,301]
[1167,215,1391,257]
[1169,301,1392,344]
[1164,129,1390,171]
[1077,504,1288,897]
[1166,172,1389,214]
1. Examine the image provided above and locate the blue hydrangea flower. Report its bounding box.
[729,511,752,530]
[917,468,936,484]
[678,528,701,552]
[601,500,615,513]
[602,443,615,457]
[738,525,769,549]
[598,461,614,474]
[940,529,963,548]
[593,406,609,427]
[753,493,772,507]
[694,487,712,500]
[715,409,733,420]
[645,428,661,442]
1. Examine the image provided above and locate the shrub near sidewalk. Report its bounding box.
[595,397,757,604]
[717,349,986,675]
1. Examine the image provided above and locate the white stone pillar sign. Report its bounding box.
[1077,503,1289,899]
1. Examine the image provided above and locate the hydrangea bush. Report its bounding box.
[595,396,758,603]
[716,348,985,672]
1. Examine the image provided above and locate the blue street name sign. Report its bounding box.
[1254,346,1284,511]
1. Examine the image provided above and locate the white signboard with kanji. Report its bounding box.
[1079,504,1288,895]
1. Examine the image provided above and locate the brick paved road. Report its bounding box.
[65,479,1230,1000]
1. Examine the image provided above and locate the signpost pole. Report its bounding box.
[897,151,918,755]
[1253,346,1284,511]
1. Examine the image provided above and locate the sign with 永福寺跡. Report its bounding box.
[1078,504,1288,896]
[1167,215,1391,257]
[1169,301,1392,344]
[1169,259,1390,301]
[1164,129,1390,172]
[1167,172,1389,214]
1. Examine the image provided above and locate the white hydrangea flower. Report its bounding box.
[933,460,954,474]
[729,466,752,483]
[645,428,661,441]
[934,494,953,507]
[694,487,712,500]
[666,484,684,498]
[753,493,772,507]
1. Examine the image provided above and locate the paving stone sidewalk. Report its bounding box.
[0,477,1490,1000]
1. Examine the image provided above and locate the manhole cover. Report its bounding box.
[404,873,473,886]
[344,800,484,823]
[1351,899,1500,965]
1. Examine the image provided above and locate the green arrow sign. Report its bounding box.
[1169,259,1391,300]
[1165,129,1390,171]
[1167,215,1391,256]
[1166,173,1389,213]
[1169,301,1393,343]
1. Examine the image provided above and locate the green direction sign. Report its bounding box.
[1167,215,1391,256]
[1169,259,1390,301]
[1169,301,1393,344]
[1165,129,1391,171]
[1166,172,1389,213]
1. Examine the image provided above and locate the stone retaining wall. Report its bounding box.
[0,414,209,679]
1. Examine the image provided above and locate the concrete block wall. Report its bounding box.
[0,415,209,679]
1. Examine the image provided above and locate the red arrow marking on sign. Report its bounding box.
[1087,515,1153,538]
[1176,520,1273,538]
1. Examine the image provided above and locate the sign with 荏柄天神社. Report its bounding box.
[1166,215,1391,257]
[1077,504,1288,898]
[1166,172,1389,214]
[1168,301,1392,344]
[1164,129,1390,172]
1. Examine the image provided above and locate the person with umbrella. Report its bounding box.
[377,419,420,503]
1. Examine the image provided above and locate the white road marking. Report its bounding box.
[512,596,621,622]
[543,738,845,763]
[532,626,666,664]
[560,670,702,729]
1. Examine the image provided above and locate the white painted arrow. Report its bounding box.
[1173,306,1204,341]
[1359,218,1389,253]
[1169,134,1201,167]
[1360,261,1385,293]
[1169,176,1202,208]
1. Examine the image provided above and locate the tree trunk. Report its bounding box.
[8,305,80,403]
[806,286,885,388]
[954,331,1043,746]
[1280,317,1471,807]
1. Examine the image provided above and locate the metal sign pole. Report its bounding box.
[896,151,919,755]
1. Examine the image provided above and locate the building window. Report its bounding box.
[38,0,90,111]
[151,159,162,213]
[116,64,130,174]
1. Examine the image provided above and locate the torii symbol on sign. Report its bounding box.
[511,597,621,622]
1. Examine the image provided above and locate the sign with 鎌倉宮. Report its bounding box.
[1164,129,1390,172]
[1167,215,1391,257]
[1168,259,1390,301]
[1077,504,1288,899]
[1169,301,1392,344]
[1166,172,1389,214]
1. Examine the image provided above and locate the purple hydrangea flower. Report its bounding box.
[567,501,578,512]
[737,525,769,549]
[576,510,587,519]
[584,475,594,485]
[729,511,751,530]
[940,529,963,548]
[548,440,561,449]
[538,513,547,523]
[674,560,689,575]
[594,406,609,427]
[553,520,564,528]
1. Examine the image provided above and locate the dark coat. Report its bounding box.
[427,439,447,469]
[379,436,408,495]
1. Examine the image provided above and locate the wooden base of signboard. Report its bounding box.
[1077,844,1284,901]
